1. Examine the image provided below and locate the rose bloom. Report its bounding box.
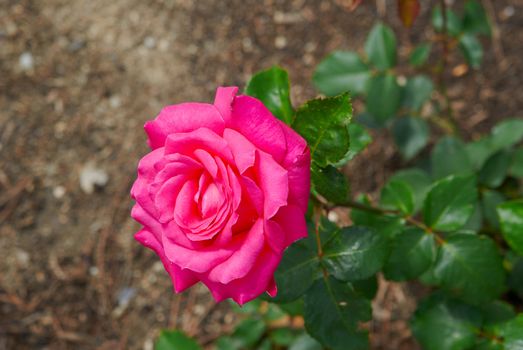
[131,87,310,304]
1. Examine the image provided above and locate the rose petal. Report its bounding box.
[164,128,233,164]
[207,219,265,284]
[280,121,311,212]
[145,103,225,149]
[223,128,256,173]
[162,230,235,273]
[255,150,288,219]
[229,95,286,163]
[213,86,238,123]
[274,204,308,244]
[135,229,199,292]
[264,220,286,253]
[202,247,281,305]
[131,148,165,217]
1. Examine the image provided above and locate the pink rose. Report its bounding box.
[131,87,310,305]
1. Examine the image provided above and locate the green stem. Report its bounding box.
[316,195,446,244]
[438,0,461,137]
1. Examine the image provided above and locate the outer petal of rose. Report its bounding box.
[229,95,286,163]
[273,204,308,245]
[213,86,238,124]
[164,128,233,164]
[264,220,286,253]
[131,148,165,217]
[201,247,282,305]
[145,103,225,149]
[256,150,289,219]
[131,203,164,238]
[279,121,311,213]
[223,128,256,173]
[135,229,198,292]
[162,230,235,273]
[207,219,265,284]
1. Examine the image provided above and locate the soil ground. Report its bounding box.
[1,0,522,349]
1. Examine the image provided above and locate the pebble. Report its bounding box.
[143,36,156,49]
[274,36,287,49]
[19,52,34,71]
[79,163,109,194]
[53,185,66,199]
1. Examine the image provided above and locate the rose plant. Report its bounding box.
[131,1,523,349]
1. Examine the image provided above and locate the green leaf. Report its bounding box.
[460,34,483,69]
[463,202,483,231]
[481,300,516,326]
[432,6,462,37]
[245,66,294,124]
[466,137,495,170]
[304,277,371,350]
[481,190,505,229]
[334,123,372,166]
[322,226,390,281]
[508,258,523,299]
[366,73,401,124]
[279,299,304,317]
[479,150,511,188]
[390,168,432,212]
[380,179,415,214]
[293,93,352,167]
[393,117,430,160]
[423,174,478,231]
[384,227,437,281]
[269,328,297,346]
[497,200,523,256]
[411,296,482,350]
[433,234,505,304]
[313,51,370,96]
[216,336,240,350]
[409,43,431,67]
[272,239,320,303]
[431,136,473,179]
[311,164,349,204]
[231,319,266,348]
[463,0,491,36]
[402,75,434,111]
[491,118,523,150]
[494,314,523,350]
[155,330,202,350]
[351,275,378,300]
[509,148,523,178]
[289,333,322,350]
[364,22,397,70]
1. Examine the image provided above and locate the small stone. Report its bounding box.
[19,52,34,71]
[327,211,339,223]
[16,249,30,266]
[89,266,99,276]
[274,36,287,49]
[143,36,156,49]
[80,163,109,194]
[117,287,136,307]
[109,95,121,108]
[501,6,515,20]
[53,186,66,199]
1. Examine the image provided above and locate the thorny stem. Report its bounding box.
[315,195,446,245]
[313,205,324,258]
[312,204,330,278]
[438,0,461,136]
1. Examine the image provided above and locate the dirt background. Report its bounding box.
[1,0,522,349]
